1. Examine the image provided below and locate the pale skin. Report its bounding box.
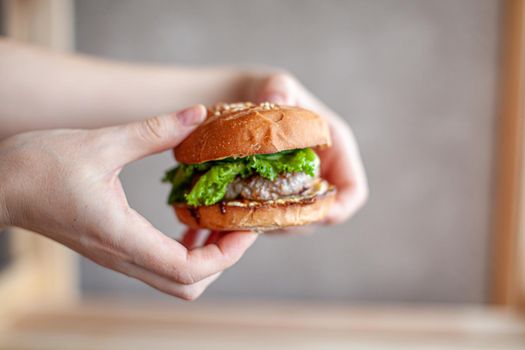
[0,38,368,300]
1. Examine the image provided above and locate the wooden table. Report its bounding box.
[1,299,525,349]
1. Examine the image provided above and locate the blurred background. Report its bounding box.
[2,0,525,349]
[77,0,499,303]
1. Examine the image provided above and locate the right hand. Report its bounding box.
[0,105,257,300]
[246,72,368,234]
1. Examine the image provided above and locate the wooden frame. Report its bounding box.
[491,0,525,309]
[0,0,77,324]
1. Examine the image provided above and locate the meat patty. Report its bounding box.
[225,172,316,201]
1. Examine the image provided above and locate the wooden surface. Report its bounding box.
[1,299,525,350]
[492,0,525,307]
[4,0,73,49]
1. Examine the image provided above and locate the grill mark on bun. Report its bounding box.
[188,207,200,224]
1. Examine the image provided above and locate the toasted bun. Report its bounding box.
[174,102,331,164]
[174,189,335,231]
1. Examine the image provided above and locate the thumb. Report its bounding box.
[110,104,207,164]
[256,74,296,105]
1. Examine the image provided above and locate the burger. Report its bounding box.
[163,102,336,231]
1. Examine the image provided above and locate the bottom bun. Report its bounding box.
[174,188,336,231]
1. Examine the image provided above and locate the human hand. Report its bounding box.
[250,73,368,226]
[0,105,257,300]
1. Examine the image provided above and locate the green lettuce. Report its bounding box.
[163,148,319,206]
[162,162,212,204]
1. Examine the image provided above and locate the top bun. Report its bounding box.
[174,102,331,164]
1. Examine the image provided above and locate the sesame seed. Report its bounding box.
[259,102,275,110]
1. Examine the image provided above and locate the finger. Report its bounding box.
[119,210,193,282]
[122,210,257,285]
[180,228,201,249]
[186,231,258,282]
[120,261,221,301]
[317,119,368,224]
[256,74,297,105]
[204,231,222,245]
[182,230,223,249]
[324,185,368,225]
[101,104,207,165]
[265,225,316,236]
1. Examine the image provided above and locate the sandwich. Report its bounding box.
[163,102,336,231]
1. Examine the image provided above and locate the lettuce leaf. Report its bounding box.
[247,148,319,180]
[185,162,248,206]
[163,148,319,206]
[163,162,212,204]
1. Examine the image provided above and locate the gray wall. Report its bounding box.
[76,0,501,303]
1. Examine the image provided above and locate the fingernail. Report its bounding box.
[177,105,206,126]
[263,93,288,105]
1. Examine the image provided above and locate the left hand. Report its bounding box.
[0,105,257,300]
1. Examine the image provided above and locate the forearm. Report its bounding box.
[0,38,252,139]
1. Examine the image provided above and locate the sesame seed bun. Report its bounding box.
[174,102,331,164]
[173,186,336,231]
